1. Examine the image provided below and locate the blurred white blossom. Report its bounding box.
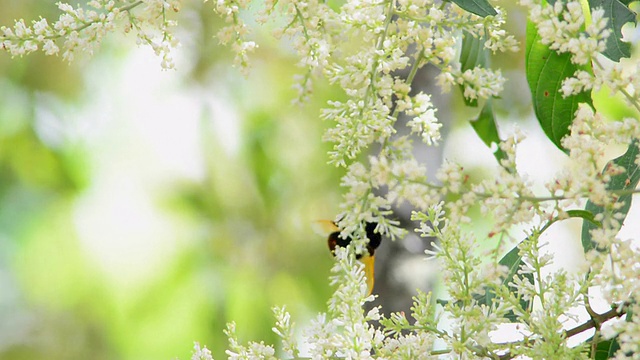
[0,0,179,69]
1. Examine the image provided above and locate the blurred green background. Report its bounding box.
[3,1,629,359]
[0,2,352,359]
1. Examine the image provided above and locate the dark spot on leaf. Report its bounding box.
[544,91,549,97]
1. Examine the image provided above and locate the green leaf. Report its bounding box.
[588,0,636,62]
[498,244,525,299]
[460,31,488,70]
[469,243,532,322]
[470,100,508,166]
[590,336,620,359]
[497,244,533,322]
[525,20,594,152]
[565,209,601,227]
[459,31,488,107]
[581,140,640,253]
[449,0,497,17]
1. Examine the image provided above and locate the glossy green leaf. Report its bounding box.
[525,20,593,152]
[590,336,620,359]
[449,0,497,17]
[470,100,507,165]
[460,31,488,107]
[581,140,640,252]
[588,0,636,62]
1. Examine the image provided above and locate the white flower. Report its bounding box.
[523,0,609,65]
[0,1,175,67]
[191,343,214,360]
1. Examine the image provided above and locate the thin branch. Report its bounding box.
[565,305,626,339]
[0,1,144,43]
[495,303,628,360]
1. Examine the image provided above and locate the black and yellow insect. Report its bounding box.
[315,221,382,294]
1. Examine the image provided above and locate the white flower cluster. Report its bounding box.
[298,1,516,240]
[403,92,442,145]
[553,104,640,206]
[483,8,519,54]
[271,306,296,358]
[591,234,640,359]
[522,0,610,66]
[208,0,257,74]
[408,89,640,358]
[1,1,121,61]
[191,342,214,360]
[209,0,517,169]
[455,66,505,101]
[203,0,640,356]
[556,106,640,358]
[406,129,541,238]
[0,0,180,69]
[370,153,440,212]
[511,234,588,358]
[201,247,445,359]
[521,0,640,115]
[4,0,638,358]
[335,158,408,253]
[306,247,384,359]
[376,290,438,358]
[133,0,181,70]
[224,322,277,359]
[563,58,640,111]
[415,203,517,357]
[598,61,640,109]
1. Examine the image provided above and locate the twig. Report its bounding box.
[495,303,628,360]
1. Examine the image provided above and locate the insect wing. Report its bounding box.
[313,220,349,254]
[312,220,340,236]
